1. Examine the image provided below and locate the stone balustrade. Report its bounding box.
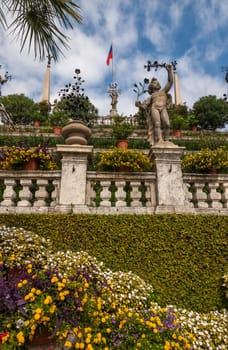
[0,169,227,214]
[0,171,61,213]
[86,172,157,214]
[183,174,228,214]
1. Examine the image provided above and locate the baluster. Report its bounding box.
[1,179,16,207]
[99,180,111,206]
[145,181,155,207]
[220,182,228,208]
[50,179,60,207]
[208,182,223,208]
[17,179,32,207]
[130,181,142,207]
[115,180,126,207]
[86,180,94,206]
[194,182,209,208]
[33,179,49,207]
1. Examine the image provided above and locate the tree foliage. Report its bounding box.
[0,94,38,125]
[0,0,82,61]
[57,96,98,126]
[193,95,228,130]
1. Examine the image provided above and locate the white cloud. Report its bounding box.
[0,0,227,119]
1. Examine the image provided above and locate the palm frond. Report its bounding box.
[0,1,9,28]
[4,0,82,61]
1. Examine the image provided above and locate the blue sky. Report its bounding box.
[0,0,227,116]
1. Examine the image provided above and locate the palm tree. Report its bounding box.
[0,0,82,61]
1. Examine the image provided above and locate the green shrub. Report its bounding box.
[182,147,228,173]
[0,214,227,313]
[96,148,152,172]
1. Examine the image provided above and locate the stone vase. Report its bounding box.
[61,120,91,145]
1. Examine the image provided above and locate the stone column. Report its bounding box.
[149,142,195,214]
[56,144,93,213]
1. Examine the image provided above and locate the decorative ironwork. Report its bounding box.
[133,78,149,99]
[133,60,177,99]
[58,68,89,118]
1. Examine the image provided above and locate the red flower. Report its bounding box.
[0,333,7,343]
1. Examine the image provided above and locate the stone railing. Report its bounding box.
[183,174,228,214]
[0,169,227,215]
[86,172,157,214]
[0,171,61,213]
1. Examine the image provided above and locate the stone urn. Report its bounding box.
[61,120,92,145]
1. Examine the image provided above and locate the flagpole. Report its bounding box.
[112,42,114,83]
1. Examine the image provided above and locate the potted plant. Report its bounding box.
[0,145,59,170]
[111,115,134,149]
[171,115,189,137]
[57,69,98,144]
[48,110,69,134]
[188,114,199,131]
[32,101,51,127]
[31,112,47,127]
[96,148,152,172]
[181,146,228,174]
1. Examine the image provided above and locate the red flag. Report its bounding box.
[106,45,113,66]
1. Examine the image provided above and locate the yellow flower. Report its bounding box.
[16,331,25,345]
[44,295,53,305]
[86,344,94,350]
[64,341,72,348]
[51,275,59,283]
[34,313,41,321]
[49,304,57,314]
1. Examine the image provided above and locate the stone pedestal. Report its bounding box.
[149,142,195,214]
[56,144,93,213]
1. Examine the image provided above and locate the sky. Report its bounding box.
[0,0,228,117]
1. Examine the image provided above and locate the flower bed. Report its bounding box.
[0,145,60,170]
[181,147,228,173]
[0,227,227,350]
[96,148,152,172]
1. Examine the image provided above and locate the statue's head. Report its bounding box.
[148,78,161,92]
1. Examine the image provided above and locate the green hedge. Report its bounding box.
[0,135,64,147]
[0,214,227,313]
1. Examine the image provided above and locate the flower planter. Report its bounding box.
[27,328,53,347]
[173,130,182,137]
[53,126,62,135]
[191,126,197,132]
[23,158,39,170]
[61,120,91,145]
[117,166,130,172]
[33,120,40,127]
[116,139,129,149]
[209,167,217,175]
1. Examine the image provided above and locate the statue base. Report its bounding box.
[149,142,195,214]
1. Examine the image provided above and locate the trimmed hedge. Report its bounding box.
[0,135,64,147]
[0,214,227,313]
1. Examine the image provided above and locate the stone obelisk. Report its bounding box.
[173,70,182,105]
[41,55,52,104]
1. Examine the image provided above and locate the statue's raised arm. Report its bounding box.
[135,63,173,145]
[163,64,173,93]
